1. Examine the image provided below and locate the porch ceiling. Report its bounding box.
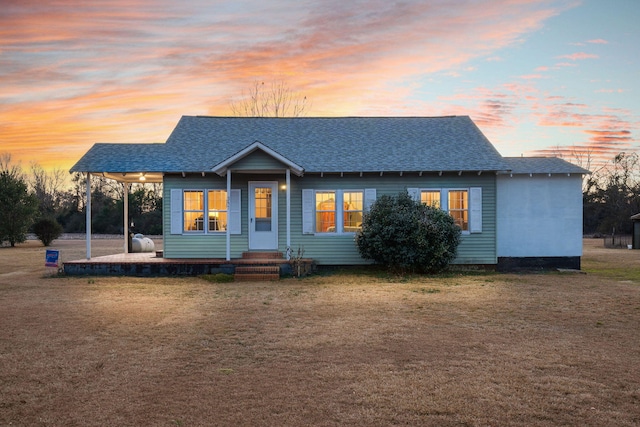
[101,172,164,183]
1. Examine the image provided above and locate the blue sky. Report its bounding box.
[1,0,638,171]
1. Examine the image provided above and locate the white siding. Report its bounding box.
[496,174,583,257]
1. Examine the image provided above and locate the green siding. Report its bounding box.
[232,150,287,170]
[163,172,497,265]
[286,173,497,265]
[163,174,247,258]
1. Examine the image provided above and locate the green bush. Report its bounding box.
[32,217,63,246]
[355,191,461,274]
[0,170,39,247]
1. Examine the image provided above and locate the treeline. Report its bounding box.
[57,173,163,235]
[583,152,640,235]
[0,154,162,246]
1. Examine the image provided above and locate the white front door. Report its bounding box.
[248,181,278,250]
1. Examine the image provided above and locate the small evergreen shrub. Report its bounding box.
[355,191,461,274]
[32,217,63,246]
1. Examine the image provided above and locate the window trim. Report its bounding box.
[315,190,338,233]
[343,190,364,233]
[207,189,229,233]
[314,189,365,235]
[303,188,374,235]
[183,189,205,233]
[175,188,231,235]
[447,188,469,233]
[414,187,483,235]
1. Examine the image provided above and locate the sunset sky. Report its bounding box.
[1,0,638,173]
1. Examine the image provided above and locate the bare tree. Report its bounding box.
[29,162,67,217]
[230,80,310,117]
[567,147,604,193]
[0,153,23,180]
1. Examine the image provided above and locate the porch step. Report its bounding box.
[234,265,280,281]
[241,251,284,260]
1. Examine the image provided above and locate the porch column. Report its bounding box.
[226,170,231,261]
[123,182,129,254]
[286,168,291,253]
[85,173,92,259]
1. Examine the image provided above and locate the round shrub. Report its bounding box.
[355,191,461,274]
[32,217,63,247]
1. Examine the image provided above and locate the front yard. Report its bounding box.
[0,238,639,426]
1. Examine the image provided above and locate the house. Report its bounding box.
[70,115,589,271]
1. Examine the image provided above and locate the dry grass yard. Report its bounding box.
[1,238,639,426]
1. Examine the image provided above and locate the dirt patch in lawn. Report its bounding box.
[1,238,639,426]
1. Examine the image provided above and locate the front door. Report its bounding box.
[248,181,278,250]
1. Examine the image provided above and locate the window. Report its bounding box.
[183,190,227,233]
[184,190,204,231]
[254,187,272,231]
[303,189,376,235]
[420,190,440,208]
[207,190,228,231]
[343,191,363,232]
[171,188,240,235]
[416,188,480,233]
[315,191,336,233]
[448,190,468,231]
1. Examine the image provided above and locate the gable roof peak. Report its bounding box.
[211,140,304,176]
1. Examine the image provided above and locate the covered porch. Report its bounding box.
[69,142,313,278]
[77,141,305,263]
[62,250,314,278]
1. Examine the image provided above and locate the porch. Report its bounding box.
[63,251,315,279]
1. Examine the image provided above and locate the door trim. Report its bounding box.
[248,181,279,250]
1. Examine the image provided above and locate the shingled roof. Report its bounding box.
[70,115,512,175]
[502,157,590,175]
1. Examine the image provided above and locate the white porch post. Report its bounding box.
[123,182,129,254]
[85,173,92,259]
[286,168,291,252]
[226,170,231,261]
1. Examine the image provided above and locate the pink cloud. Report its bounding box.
[439,85,524,130]
[587,39,608,44]
[563,102,588,108]
[519,74,544,80]
[531,104,637,166]
[557,52,599,60]
[596,88,624,93]
[0,0,585,169]
[555,62,578,67]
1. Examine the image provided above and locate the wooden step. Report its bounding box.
[241,251,283,260]
[234,265,280,281]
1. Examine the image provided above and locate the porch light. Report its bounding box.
[281,184,287,190]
